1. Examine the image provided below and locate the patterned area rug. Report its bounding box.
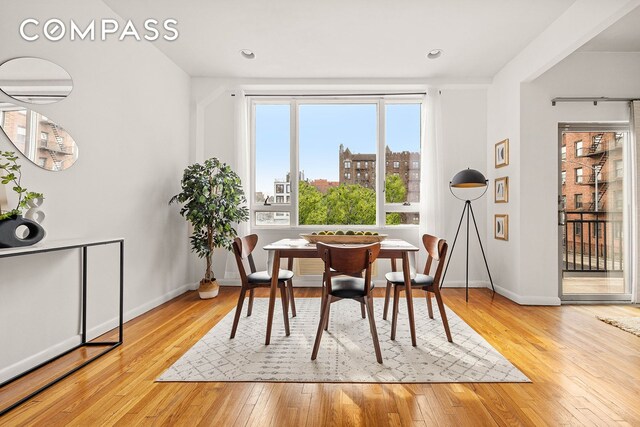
[158,298,529,383]
[597,316,640,337]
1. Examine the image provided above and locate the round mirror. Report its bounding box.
[0,57,73,104]
[0,102,78,171]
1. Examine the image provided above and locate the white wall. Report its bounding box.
[192,79,489,286]
[0,0,191,380]
[488,51,640,305]
[520,52,640,301]
[486,0,640,305]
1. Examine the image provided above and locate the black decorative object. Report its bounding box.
[0,215,45,248]
[441,168,495,301]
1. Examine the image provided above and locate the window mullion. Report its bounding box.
[290,100,299,226]
[377,98,385,227]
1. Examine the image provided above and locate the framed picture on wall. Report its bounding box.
[494,214,508,240]
[494,176,509,203]
[495,139,509,168]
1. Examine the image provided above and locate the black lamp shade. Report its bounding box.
[450,168,488,188]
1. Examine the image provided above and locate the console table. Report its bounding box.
[0,238,124,416]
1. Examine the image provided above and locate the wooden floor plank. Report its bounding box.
[1,287,640,426]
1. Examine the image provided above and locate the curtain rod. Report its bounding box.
[551,97,640,106]
[240,92,427,97]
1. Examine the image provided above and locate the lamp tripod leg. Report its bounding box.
[468,202,495,293]
[465,201,470,302]
[440,200,469,289]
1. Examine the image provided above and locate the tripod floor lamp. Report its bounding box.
[440,168,495,302]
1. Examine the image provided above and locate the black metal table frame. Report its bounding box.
[0,239,124,416]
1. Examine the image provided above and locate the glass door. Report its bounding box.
[559,123,632,302]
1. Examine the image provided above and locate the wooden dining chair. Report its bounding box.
[229,234,295,339]
[312,242,383,364]
[383,234,452,343]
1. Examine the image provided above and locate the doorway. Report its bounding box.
[558,123,631,302]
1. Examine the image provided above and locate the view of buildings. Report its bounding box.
[561,131,624,272]
[339,144,420,203]
[0,108,77,171]
[256,145,420,226]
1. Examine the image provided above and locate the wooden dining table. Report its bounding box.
[262,238,420,346]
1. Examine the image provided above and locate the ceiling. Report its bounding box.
[104,0,578,79]
[579,5,640,52]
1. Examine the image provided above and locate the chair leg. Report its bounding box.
[280,284,290,336]
[230,287,247,339]
[247,289,254,317]
[391,285,401,340]
[433,288,452,342]
[324,292,331,331]
[312,295,332,360]
[383,281,392,320]
[426,290,434,319]
[364,296,383,364]
[288,280,297,318]
[360,301,366,319]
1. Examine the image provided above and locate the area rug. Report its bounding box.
[597,316,640,337]
[157,298,529,383]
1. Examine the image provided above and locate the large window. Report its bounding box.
[251,98,422,227]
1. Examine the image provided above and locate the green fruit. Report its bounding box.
[311,232,317,235]
[335,230,345,235]
[345,230,355,235]
[364,231,373,235]
[326,231,335,235]
[355,231,364,235]
[318,231,326,235]
[372,232,379,235]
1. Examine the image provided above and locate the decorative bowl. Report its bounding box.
[300,233,388,244]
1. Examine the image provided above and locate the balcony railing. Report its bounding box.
[563,214,623,272]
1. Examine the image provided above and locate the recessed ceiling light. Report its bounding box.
[240,49,255,59]
[427,49,443,59]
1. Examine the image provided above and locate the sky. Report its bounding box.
[255,103,421,197]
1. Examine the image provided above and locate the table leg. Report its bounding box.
[265,250,280,345]
[287,257,296,317]
[402,252,417,347]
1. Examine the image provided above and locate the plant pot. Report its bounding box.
[0,214,45,248]
[198,279,219,299]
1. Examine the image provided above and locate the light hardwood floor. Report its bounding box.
[1,287,640,426]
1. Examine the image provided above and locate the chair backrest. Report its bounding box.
[317,242,380,295]
[422,234,448,287]
[232,234,258,282]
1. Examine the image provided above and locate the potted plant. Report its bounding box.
[0,151,45,248]
[170,157,249,299]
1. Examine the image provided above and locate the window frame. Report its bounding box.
[249,96,423,229]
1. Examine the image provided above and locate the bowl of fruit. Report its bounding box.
[300,230,387,244]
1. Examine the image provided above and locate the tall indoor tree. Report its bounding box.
[170,157,248,299]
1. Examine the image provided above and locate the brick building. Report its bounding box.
[309,178,339,194]
[338,144,420,203]
[561,131,624,266]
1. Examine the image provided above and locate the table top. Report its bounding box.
[263,238,419,252]
[0,237,124,258]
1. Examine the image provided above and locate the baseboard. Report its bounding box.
[220,278,493,289]
[217,278,562,305]
[0,336,82,383]
[87,282,198,339]
[441,280,490,289]
[493,283,561,306]
[0,282,197,384]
